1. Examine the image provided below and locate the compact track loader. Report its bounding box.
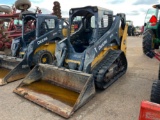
[0,13,68,85]
[14,6,128,118]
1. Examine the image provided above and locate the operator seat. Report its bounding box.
[40,21,49,36]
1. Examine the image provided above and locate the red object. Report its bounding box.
[74,24,79,29]
[0,34,3,38]
[139,101,160,120]
[4,42,11,49]
[141,26,144,33]
[8,32,22,38]
[0,41,3,48]
[1,38,7,42]
[149,15,157,26]
[8,19,16,31]
[154,51,160,61]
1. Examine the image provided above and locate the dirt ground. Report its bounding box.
[0,36,159,120]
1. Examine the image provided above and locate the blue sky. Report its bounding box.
[0,0,12,4]
[0,0,44,5]
[0,0,160,26]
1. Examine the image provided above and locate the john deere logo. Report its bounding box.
[37,37,48,45]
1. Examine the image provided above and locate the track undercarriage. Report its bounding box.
[92,50,127,89]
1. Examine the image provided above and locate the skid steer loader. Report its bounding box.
[14,6,128,118]
[0,13,68,85]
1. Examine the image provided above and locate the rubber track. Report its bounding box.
[92,50,127,89]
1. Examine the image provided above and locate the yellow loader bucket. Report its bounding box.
[0,56,30,85]
[14,64,95,118]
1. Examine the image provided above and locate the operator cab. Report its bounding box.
[70,11,93,52]
[20,13,59,43]
[11,13,59,57]
[68,6,113,53]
